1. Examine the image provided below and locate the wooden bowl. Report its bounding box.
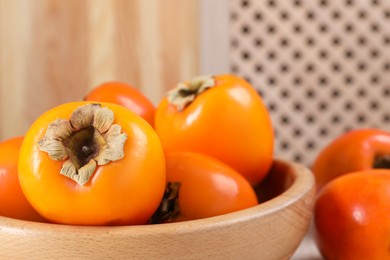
[0,158,315,259]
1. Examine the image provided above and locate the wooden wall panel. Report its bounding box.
[87,0,118,88]
[26,0,89,124]
[0,0,32,140]
[160,0,199,90]
[0,0,199,141]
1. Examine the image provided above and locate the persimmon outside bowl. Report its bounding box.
[0,158,315,260]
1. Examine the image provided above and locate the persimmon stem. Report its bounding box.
[82,146,93,157]
[63,126,102,168]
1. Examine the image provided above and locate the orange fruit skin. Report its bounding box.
[0,136,45,222]
[85,81,156,126]
[155,74,274,186]
[18,101,166,226]
[312,128,390,190]
[314,170,390,260]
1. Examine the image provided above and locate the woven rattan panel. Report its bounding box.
[229,0,390,166]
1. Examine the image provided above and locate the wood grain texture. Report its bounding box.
[26,0,89,124]
[0,0,32,140]
[0,0,199,141]
[0,159,315,260]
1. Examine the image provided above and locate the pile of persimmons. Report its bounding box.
[1,73,390,259]
[0,74,273,226]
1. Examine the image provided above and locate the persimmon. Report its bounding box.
[154,74,274,185]
[312,128,390,190]
[151,152,258,223]
[314,170,390,260]
[18,102,166,226]
[84,81,155,126]
[0,136,45,222]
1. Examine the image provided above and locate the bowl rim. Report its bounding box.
[0,158,315,235]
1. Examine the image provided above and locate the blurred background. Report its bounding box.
[0,0,390,168]
[0,0,202,141]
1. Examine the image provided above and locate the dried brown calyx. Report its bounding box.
[373,154,390,169]
[167,75,216,111]
[149,182,181,224]
[38,104,128,186]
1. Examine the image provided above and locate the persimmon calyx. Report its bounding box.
[38,104,128,186]
[167,75,215,111]
[150,182,181,224]
[373,154,390,169]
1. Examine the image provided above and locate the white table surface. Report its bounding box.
[291,222,323,260]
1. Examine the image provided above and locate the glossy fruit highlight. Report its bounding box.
[314,170,390,260]
[151,152,258,223]
[312,128,390,190]
[18,102,166,226]
[154,74,274,185]
[85,81,155,126]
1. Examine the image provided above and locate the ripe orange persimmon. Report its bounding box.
[154,74,274,185]
[0,136,45,222]
[314,170,390,260]
[18,102,166,226]
[312,128,390,190]
[151,152,258,223]
[84,81,155,126]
